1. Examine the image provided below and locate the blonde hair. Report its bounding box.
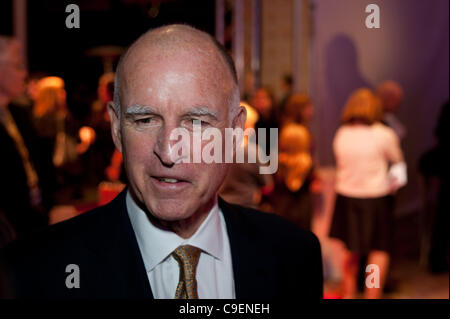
[33,76,66,117]
[278,123,312,192]
[341,88,382,125]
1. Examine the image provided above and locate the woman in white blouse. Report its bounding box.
[330,88,407,299]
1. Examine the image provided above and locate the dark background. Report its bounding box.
[1,0,215,118]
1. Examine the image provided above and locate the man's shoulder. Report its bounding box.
[2,198,119,262]
[220,199,320,251]
[0,191,145,298]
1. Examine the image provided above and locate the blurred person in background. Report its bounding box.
[280,93,314,128]
[219,102,273,209]
[368,80,406,291]
[32,76,67,207]
[279,74,293,115]
[252,87,278,127]
[251,87,279,156]
[32,76,96,202]
[14,72,48,109]
[0,36,48,237]
[376,80,406,140]
[88,72,118,186]
[270,123,313,230]
[26,73,45,102]
[330,88,407,299]
[269,93,318,230]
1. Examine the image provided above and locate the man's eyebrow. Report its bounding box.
[124,105,158,116]
[124,105,218,120]
[184,107,218,120]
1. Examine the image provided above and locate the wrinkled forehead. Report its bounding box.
[119,42,233,106]
[123,38,228,80]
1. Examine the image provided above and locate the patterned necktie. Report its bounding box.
[172,245,202,299]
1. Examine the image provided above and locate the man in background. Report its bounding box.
[0,36,47,240]
[377,80,406,140]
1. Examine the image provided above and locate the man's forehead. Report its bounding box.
[120,27,228,82]
[115,25,237,116]
[120,57,228,108]
[120,46,228,97]
[124,42,219,74]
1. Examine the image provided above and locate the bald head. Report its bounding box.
[113,24,239,121]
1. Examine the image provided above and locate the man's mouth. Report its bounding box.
[151,176,189,184]
[156,177,181,183]
[150,175,190,192]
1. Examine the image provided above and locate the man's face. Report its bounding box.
[0,43,26,100]
[110,48,240,222]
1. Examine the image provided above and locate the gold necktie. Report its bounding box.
[172,245,202,299]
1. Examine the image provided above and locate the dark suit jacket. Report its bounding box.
[0,103,47,237]
[1,189,323,299]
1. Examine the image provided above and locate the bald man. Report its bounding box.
[1,25,323,299]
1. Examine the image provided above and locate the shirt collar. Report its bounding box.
[126,191,224,272]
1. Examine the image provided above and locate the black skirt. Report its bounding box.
[330,194,394,254]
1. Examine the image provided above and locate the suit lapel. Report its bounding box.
[85,189,154,299]
[219,197,277,299]
[85,192,276,298]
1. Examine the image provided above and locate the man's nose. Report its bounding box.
[154,125,178,167]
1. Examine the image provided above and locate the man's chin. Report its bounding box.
[144,198,196,222]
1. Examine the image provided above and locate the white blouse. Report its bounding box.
[333,123,405,198]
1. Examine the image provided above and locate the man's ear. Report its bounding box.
[107,101,123,153]
[232,105,247,131]
[231,105,247,151]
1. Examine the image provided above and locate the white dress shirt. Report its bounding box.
[126,191,236,299]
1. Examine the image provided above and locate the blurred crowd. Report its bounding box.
[0,35,448,299]
[0,36,126,240]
